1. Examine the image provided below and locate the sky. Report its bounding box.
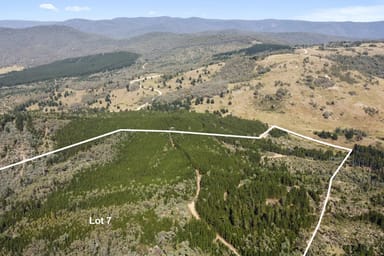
[1,0,384,22]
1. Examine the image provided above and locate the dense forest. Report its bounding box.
[214,43,291,58]
[0,112,268,254]
[0,51,139,87]
[196,166,314,255]
[351,144,384,181]
[172,131,320,255]
[2,111,376,255]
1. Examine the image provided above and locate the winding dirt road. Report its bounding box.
[188,169,201,220]
[215,234,240,256]
[132,74,162,110]
[0,125,352,256]
[187,169,240,255]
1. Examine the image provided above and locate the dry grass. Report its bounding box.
[192,44,384,147]
[0,65,24,75]
[3,43,384,147]
[164,63,224,90]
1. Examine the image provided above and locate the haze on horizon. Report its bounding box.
[1,0,384,22]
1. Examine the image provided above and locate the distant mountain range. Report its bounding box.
[0,25,351,68]
[0,26,130,68]
[1,17,384,40]
[0,17,382,68]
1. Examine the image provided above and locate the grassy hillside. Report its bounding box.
[0,51,139,87]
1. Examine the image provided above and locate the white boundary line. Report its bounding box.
[274,126,352,255]
[302,149,352,256]
[275,126,351,151]
[0,125,352,255]
[0,126,276,172]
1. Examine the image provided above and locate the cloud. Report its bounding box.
[65,6,91,12]
[298,5,384,22]
[148,10,157,16]
[39,3,58,11]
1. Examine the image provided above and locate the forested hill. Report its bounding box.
[0,52,139,87]
[0,26,132,68]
